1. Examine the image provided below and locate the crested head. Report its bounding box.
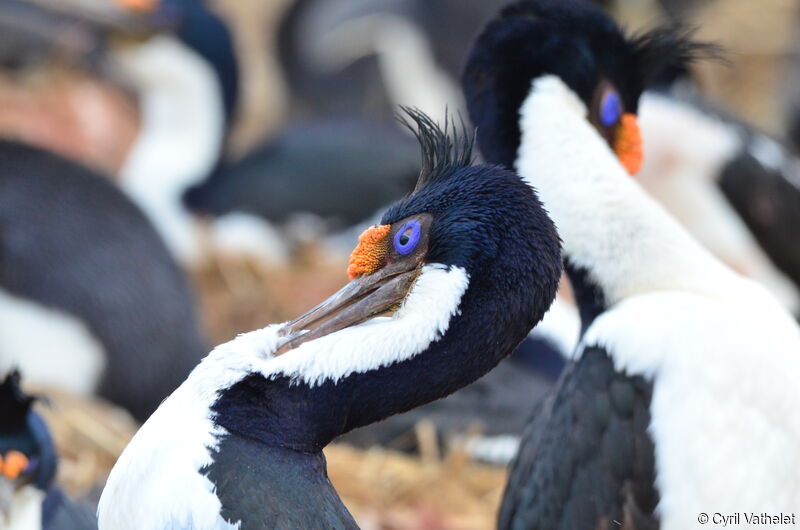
[462,0,716,172]
[380,107,560,280]
[236,107,561,416]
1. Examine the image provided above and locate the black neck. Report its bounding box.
[564,259,607,333]
[202,434,358,529]
[212,261,555,452]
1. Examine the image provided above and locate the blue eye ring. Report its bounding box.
[600,89,622,127]
[394,220,421,255]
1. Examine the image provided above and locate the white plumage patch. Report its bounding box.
[1,485,44,530]
[517,75,800,528]
[315,14,462,124]
[0,288,105,396]
[528,294,580,357]
[98,264,468,529]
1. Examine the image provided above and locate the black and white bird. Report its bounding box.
[184,117,421,229]
[0,0,240,265]
[0,371,96,530]
[106,0,238,263]
[638,72,800,316]
[277,0,507,122]
[462,1,800,528]
[0,140,207,421]
[97,110,562,529]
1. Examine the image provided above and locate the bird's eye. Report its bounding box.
[394,220,421,255]
[599,88,622,127]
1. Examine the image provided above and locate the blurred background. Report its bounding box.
[0,0,798,528]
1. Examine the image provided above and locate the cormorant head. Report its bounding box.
[97,108,561,530]
[0,371,57,520]
[462,0,713,175]
[278,108,561,363]
[211,108,561,448]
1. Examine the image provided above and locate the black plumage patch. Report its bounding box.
[203,435,358,530]
[718,147,800,298]
[0,370,34,432]
[499,346,658,530]
[397,106,475,194]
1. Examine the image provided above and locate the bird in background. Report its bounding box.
[638,62,800,316]
[462,1,800,528]
[0,371,96,530]
[0,0,240,266]
[0,140,207,421]
[97,108,563,529]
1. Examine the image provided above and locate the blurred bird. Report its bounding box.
[463,1,800,528]
[0,371,96,530]
[185,117,420,228]
[112,0,238,263]
[97,109,562,529]
[277,0,507,121]
[638,71,800,316]
[0,140,207,421]
[0,0,240,264]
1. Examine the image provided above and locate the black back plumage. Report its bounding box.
[0,140,207,420]
[499,347,658,529]
[718,145,800,295]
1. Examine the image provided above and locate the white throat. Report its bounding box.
[115,35,225,263]
[515,75,741,305]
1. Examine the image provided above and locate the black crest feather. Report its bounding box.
[0,370,35,430]
[397,106,475,193]
[629,24,724,85]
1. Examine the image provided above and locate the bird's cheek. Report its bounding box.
[614,113,643,176]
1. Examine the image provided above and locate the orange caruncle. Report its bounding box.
[1,450,29,480]
[615,113,643,175]
[347,224,391,280]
